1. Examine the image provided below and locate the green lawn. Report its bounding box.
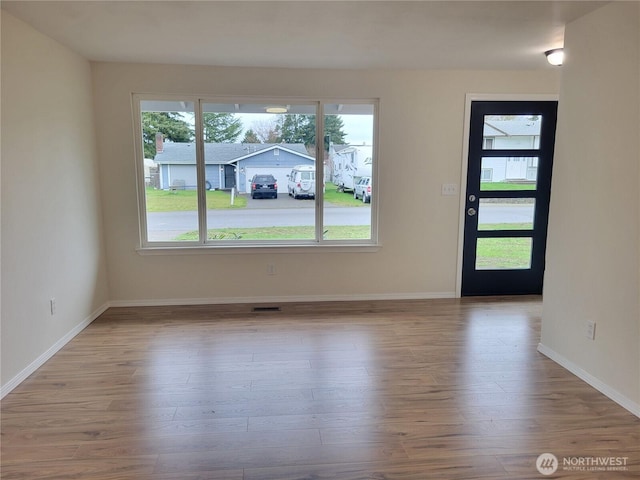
[175,225,529,269]
[480,181,536,191]
[324,182,368,207]
[173,221,530,268]
[175,225,371,241]
[145,184,363,212]
[478,222,532,231]
[145,188,247,211]
[475,237,532,269]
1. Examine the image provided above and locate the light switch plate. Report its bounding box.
[442,183,458,196]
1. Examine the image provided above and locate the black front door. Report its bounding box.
[461,100,558,296]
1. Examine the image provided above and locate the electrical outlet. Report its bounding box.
[441,183,458,196]
[50,298,56,316]
[585,321,596,340]
[266,264,276,276]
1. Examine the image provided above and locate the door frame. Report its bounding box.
[455,93,559,297]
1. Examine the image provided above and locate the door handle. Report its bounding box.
[467,207,477,216]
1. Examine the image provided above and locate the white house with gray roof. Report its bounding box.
[481,118,541,183]
[154,142,314,194]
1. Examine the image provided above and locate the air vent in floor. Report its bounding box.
[252,306,281,312]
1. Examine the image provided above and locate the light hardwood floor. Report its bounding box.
[1,297,638,479]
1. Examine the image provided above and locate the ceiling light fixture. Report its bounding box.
[545,48,564,66]
[265,106,288,113]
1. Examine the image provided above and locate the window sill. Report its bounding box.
[136,243,381,255]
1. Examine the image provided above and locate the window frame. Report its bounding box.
[132,94,380,253]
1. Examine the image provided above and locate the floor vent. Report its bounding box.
[252,306,281,313]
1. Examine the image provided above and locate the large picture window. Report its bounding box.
[134,97,378,248]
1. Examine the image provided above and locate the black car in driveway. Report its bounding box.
[250,174,278,199]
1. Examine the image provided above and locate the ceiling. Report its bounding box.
[2,1,606,70]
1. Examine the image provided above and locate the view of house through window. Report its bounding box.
[477,113,540,240]
[137,98,376,245]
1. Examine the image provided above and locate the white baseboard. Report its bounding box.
[1,302,110,399]
[537,343,640,418]
[109,291,457,308]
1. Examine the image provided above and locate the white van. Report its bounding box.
[287,165,316,199]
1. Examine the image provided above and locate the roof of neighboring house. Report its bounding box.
[154,143,312,164]
[330,144,350,153]
[484,119,541,137]
[334,144,373,155]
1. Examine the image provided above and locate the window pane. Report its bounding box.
[201,103,317,242]
[483,115,542,150]
[478,198,535,231]
[140,100,197,242]
[325,104,374,240]
[480,157,538,190]
[475,238,532,270]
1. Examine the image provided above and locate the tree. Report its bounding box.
[279,114,314,144]
[202,113,243,143]
[141,112,193,158]
[242,129,261,143]
[252,119,281,143]
[321,115,347,151]
[277,114,346,151]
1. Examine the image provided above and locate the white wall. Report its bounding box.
[541,2,640,413]
[91,63,559,304]
[1,12,110,392]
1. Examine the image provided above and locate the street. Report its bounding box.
[478,203,535,226]
[146,201,535,241]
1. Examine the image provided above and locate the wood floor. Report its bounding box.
[1,297,638,479]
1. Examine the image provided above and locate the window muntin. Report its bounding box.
[135,97,378,248]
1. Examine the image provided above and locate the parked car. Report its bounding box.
[250,174,278,199]
[288,165,316,199]
[353,176,372,203]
